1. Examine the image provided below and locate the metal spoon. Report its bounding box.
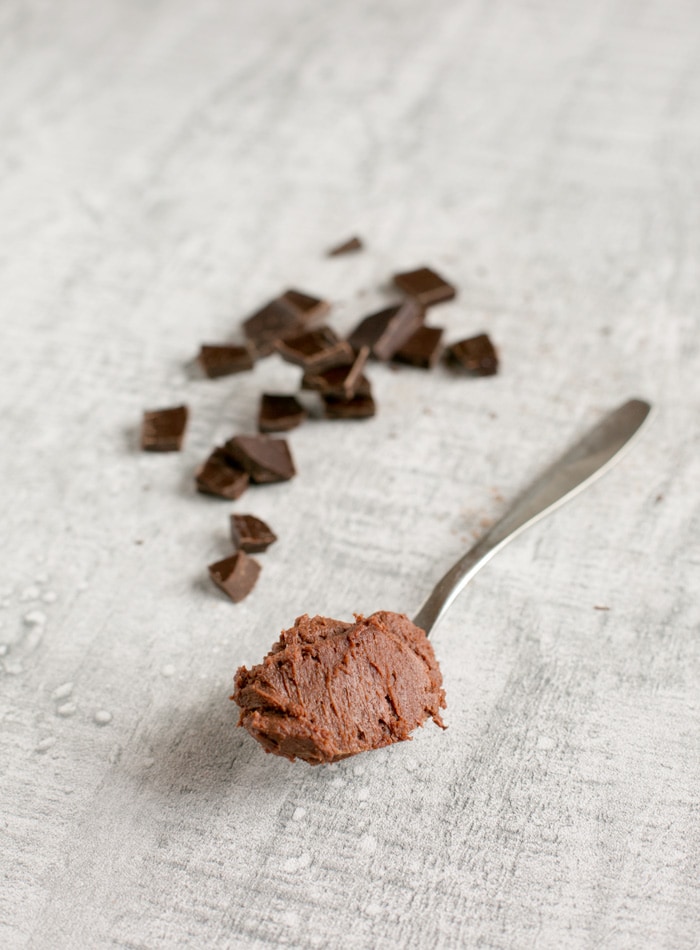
[414,398,652,636]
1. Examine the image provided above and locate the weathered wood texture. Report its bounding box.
[1,0,699,947]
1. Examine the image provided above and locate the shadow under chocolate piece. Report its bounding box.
[258,394,307,433]
[141,405,188,452]
[302,345,370,400]
[445,333,498,376]
[230,514,277,553]
[327,235,363,256]
[196,448,249,499]
[393,266,456,307]
[209,551,261,603]
[232,611,446,765]
[393,325,444,369]
[276,326,354,373]
[346,299,424,360]
[197,344,255,378]
[243,289,330,355]
[224,434,296,483]
[322,392,376,419]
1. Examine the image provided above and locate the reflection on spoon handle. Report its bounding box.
[413,398,652,637]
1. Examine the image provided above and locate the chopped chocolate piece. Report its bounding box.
[393,267,456,306]
[230,514,277,553]
[197,344,254,378]
[140,405,188,452]
[232,611,446,764]
[445,333,498,376]
[276,326,354,373]
[302,346,371,399]
[346,299,424,360]
[243,289,330,354]
[322,392,376,419]
[209,551,261,603]
[393,325,444,369]
[327,236,363,256]
[196,448,249,499]
[224,434,296,483]
[258,394,307,433]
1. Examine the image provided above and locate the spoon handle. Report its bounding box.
[413,398,653,636]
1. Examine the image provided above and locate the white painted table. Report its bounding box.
[2,1,699,947]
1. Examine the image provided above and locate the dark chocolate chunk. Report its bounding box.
[209,551,261,603]
[276,326,354,373]
[322,392,376,419]
[224,435,296,483]
[302,346,371,399]
[393,325,444,369]
[230,514,277,553]
[196,448,250,499]
[243,289,330,354]
[445,333,498,376]
[140,405,188,452]
[258,394,307,433]
[232,611,445,764]
[393,267,456,306]
[327,236,363,256]
[197,344,254,378]
[346,299,424,360]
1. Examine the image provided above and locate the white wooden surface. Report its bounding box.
[1,1,699,947]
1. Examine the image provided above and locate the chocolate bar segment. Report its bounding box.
[322,392,376,419]
[393,326,444,369]
[140,405,188,452]
[258,394,307,433]
[198,344,254,378]
[196,448,249,499]
[346,299,424,360]
[393,267,456,307]
[230,514,277,553]
[327,236,363,256]
[302,346,370,399]
[243,289,330,354]
[209,551,261,603]
[445,333,498,376]
[276,326,354,373]
[224,435,296,483]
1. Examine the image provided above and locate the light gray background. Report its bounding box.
[1,1,699,948]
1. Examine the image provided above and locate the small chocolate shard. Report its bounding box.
[327,236,363,257]
[140,405,188,452]
[258,394,307,433]
[346,299,424,360]
[209,551,261,603]
[276,326,354,373]
[302,346,371,399]
[196,448,250,499]
[224,435,296,483]
[445,333,498,376]
[322,392,376,419]
[393,326,444,369]
[230,514,277,553]
[198,344,254,378]
[243,289,330,354]
[393,267,456,307]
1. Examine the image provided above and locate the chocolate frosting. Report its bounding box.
[232,611,446,765]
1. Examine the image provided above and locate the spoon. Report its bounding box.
[413,397,653,636]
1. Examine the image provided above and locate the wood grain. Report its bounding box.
[1,0,699,947]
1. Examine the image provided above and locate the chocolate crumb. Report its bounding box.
[198,344,254,378]
[276,327,354,373]
[224,434,296,483]
[302,347,371,399]
[347,299,424,360]
[322,392,376,419]
[393,325,444,368]
[196,448,250,499]
[141,405,188,452]
[327,236,363,256]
